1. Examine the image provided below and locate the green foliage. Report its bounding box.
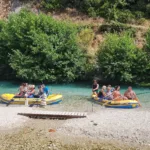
[77,28,94,50]
[117,10,135,23]
[97,33,149,83]
[143,28,150,81]
[0,10,88,82]
[99,21,136,35]
[0,19,15,79]
[41,0,63,11]
[41,0,150,23]
[134,11,144,19]
[145,29,150,53]
[140,82,150,87]
[137,18,147,25]
[0,20,5,31]
[146,4,150,16]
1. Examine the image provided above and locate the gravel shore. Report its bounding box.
[59,108,150,146]
[0,107,30,131]
[0,96,150,149]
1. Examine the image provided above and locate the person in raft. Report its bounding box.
[16,83,25,96]
[108,84,115,92]
[15,83,28,98]
[113,86,128,100]
[34,85,44,98]
[105,85,113,100]
[124,86,137,100]
[42,84,50,96]
[98,85,106,100]
[92,80,99,95]
[27,85,35,98]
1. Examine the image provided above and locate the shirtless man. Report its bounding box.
[113,86,127,100]
[124,86,136,100]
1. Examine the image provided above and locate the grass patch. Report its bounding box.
[139,83,150,87]
[99,21,136,36]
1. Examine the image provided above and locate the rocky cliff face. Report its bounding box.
[0,0,32,19]
[0,0,11,19]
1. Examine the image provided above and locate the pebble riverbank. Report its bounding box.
[0,107,29,131]
[59,108,150,146]
[0,95,150,150]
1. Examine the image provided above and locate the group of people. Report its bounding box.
[15,83,49,98]
[92,80,138,101]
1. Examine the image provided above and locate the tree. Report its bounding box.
[97,33,149,83]
[0,10,87,82]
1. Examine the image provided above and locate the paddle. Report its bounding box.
[29,98,40,107]
[6,99,14,106]
[97,94,113,105]
[135,96,142,107]
[6,89,21,106]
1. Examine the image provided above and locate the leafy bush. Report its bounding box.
[144,29,150,81]
[137,18,147,25]
[140,82,150,87]
[0,10,88,82]
[146,4,150,17]
[41,0,63,11]
[131,50,149,82]
[117,10,135,23]
[134,11,144,19]
[0,20,5,31]
[41,0,150,22]
[97,33,149,83]
[145,29,150,54]
[0,20,15,79]
[99,21,136,36]
[77,28,94,50]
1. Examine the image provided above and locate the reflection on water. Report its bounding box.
[0,81,149,109]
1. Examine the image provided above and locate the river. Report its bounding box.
[0,81,150,109]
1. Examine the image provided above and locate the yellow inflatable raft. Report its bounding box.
[91,94,139,108]
[0,93,63,105]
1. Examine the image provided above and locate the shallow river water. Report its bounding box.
[0,81,149,109]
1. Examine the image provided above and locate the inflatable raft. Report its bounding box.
[0,93,63,105]
[91,94,139,109]
[104,100,139,109]
[105,103,139,109]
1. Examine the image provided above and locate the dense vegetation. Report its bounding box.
[0,9,149,83]
[97,33,150,83]
[0,10,89,82]
[41,0,150,23]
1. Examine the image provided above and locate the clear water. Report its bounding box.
[0,81,149,109]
